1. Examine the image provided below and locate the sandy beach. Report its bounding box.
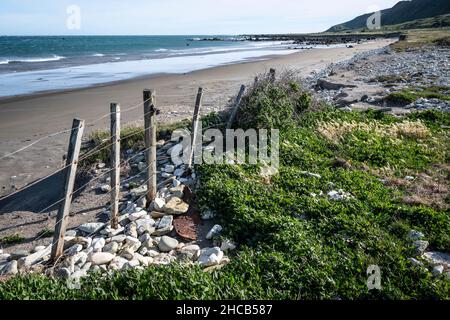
[0,38,394,197]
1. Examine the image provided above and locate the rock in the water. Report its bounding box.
[158,236,179,252]
[89,252,115,265]
[164,197,189,215]
[198,247,224,267]
[206,225,223,240]
[79,222,104,234]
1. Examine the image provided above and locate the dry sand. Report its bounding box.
[0,39,394,198]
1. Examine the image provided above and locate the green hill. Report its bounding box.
[327,0,450,32]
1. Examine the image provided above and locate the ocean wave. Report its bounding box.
[155,48,168,52]
[92,53,105,57]
[3,55,66,64]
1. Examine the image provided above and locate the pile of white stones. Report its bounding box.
[0,140,237,281]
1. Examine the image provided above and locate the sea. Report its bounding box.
[0,35,342,98]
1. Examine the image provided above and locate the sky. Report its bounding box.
[0,0,401,35]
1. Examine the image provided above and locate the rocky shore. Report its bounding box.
[305,44,450,113]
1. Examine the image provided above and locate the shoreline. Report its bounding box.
[0,38,395,197]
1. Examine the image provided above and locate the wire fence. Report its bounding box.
[0,83,254,264]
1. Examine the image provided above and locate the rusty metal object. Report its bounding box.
[173,215,197,241]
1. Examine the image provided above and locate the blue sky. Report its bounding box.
[0,0,400,35]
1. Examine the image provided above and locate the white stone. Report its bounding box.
[79,222,105,234]
[104,226,124,237]
[1,260,18,275]
[173,179,181,187]
[109,257,128,270]
[67,244,83,256]
[164,164,175,173]
[206,225,223,240]
[103,241,119,254]
[423,252,450,269]
[432,265,444,277]
[73,252,88,266]
[198,247,224,267]
[129,210,147,221]
[89,252,115,265]
[99,184,111,193]
[111,234,127,243]
[33,246,46,253]
[158,236,179,252]
[92,237,106,252]
[152,198,166,211]
[220,239,237,251]
[174,168,185,177]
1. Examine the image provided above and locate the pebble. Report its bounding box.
[79,222,104,234]
[57,267,71,279]
[413,240,429,256]
[158,236,179,252]
[206,225,223,240]
[220,239,237,252]
[99,184,111,193]
[153,198,166,211]
[111,234,127,243]
[163,197,189,215]
[67,244,83,256]
[198,247,224,267]
[65,230,78,237]
[432,265,444,277]
[103,241,119,254]
[408,230,424,241]
[89,252,116,265]
[129,210,147,221]
[92,237,106,252]
[164,164,175,173]
[1,260,18,275]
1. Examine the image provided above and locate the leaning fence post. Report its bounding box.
[188,87,203,169]
[51,118,85,262]
[110,103,121,229]
[226,85,246,129]
[269,68,276,82]
[143,89,157,202]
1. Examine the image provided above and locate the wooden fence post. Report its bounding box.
[110,103,120,228]
[226,85,246,129]
[51,118,85,261]
[143,90,157,202]
[269,68,276,83]
[188,87,203,169]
